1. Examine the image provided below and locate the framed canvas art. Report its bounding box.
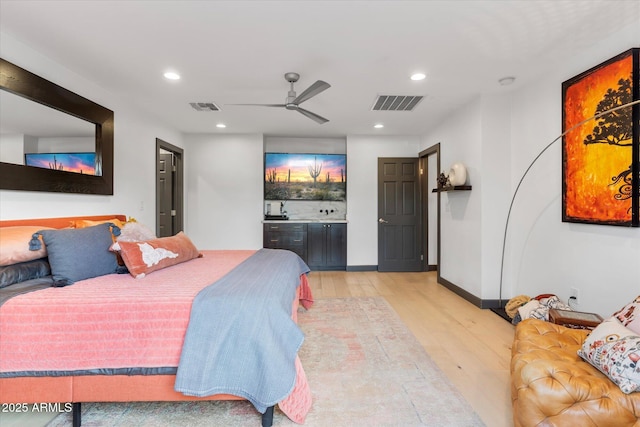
[562,48,639,227]
[264,153,346,201]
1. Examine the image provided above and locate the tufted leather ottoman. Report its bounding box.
[511,318,640,426]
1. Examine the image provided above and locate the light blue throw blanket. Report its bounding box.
[174,248,310,413]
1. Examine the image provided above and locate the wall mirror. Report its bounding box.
[0,58,113,194]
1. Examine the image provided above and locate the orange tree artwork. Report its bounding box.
[562,48,639,227]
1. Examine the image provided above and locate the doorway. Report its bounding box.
[156,139,184,237]
[419,144,440,278]
[377,157,422,272]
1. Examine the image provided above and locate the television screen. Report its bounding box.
[24,152,96,175]
[264,153,346,201]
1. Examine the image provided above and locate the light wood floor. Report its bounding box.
[307,270,515,427]
[1,270,515,427]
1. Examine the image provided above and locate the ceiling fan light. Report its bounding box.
[216,123,226,128]
[374,123,384,129]
[164,71,180,80]
[410,73,426,81]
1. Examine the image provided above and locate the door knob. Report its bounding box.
[378,218,388,224]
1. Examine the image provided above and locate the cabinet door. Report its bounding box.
[325,223,347,267]
[306,223,325,267]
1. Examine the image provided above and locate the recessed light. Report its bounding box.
[498,76,516,86]
[164,71,181,80]
[410,73,426,81]
[216,123,226,128]
[374,123,384,129]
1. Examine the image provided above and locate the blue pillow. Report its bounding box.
[37,223,119,287]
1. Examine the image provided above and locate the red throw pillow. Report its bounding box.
[113,232,202,278]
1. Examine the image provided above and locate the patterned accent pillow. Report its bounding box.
[112,232,202,279]
[612,296,640,334]
[578,318,640,394]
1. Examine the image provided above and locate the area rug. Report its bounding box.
[48,297,484,426]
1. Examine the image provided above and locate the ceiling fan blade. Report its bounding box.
[225,103,286,107]
[297,107,329,124]
[292,80,331,105]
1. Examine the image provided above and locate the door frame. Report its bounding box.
[156,138,184,236]
[419,143,440,278]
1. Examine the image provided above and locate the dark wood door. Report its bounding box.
[157,152,174,237]
[156,139,184,238]
[377,158,422,272]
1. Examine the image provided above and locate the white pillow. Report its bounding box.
[578,318,640,394]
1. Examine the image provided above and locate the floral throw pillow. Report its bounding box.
[578,318,640,394]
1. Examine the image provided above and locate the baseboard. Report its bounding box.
[347,265,438,272]
[438,276,504,309]
[346,265,378,271]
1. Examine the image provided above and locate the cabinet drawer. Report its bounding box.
[264,223,307,232]
[265,232,306,247]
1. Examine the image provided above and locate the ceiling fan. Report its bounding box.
[228,72,331,124]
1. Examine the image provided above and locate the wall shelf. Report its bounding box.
[432,185,472,193]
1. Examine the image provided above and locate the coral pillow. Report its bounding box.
[578,318,640,394]
[0,226,52,266]
[113,232,202,279]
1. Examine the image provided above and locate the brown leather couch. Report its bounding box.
[511,318,640,426]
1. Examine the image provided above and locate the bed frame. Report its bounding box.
[0,215,294,427]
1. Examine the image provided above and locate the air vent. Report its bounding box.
[189,102,221,111]
[371,95,424,111]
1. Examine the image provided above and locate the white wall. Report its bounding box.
[420,22,640,316]
[0,134,25,164]
[0,32,184,228]
[184,133,264,250]
[503,25,640,316]
[421,100,484,297]
[346,135,421,267]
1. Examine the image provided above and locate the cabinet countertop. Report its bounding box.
[263,219,348,224]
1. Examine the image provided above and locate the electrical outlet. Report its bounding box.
[570,287,580,306]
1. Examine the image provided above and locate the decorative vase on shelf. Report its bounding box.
[448,162,467,186]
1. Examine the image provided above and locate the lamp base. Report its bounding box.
[490,307,511,323]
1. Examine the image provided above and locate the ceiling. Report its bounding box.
[1,0,639,138]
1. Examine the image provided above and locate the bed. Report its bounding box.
[0,215,313,426]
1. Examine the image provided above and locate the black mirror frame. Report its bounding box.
[0,58,113,195]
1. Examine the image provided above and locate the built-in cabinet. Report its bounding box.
[307,223,347,270]
[263,223,307,261]
[263,222,347,270]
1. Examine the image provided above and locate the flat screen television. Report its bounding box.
[264,152,346,201]
[24,152,97,175]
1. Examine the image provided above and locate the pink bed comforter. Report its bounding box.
[0,249,313,423]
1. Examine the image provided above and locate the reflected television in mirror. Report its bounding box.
[264,152,346,201]
[24,152,97,175]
